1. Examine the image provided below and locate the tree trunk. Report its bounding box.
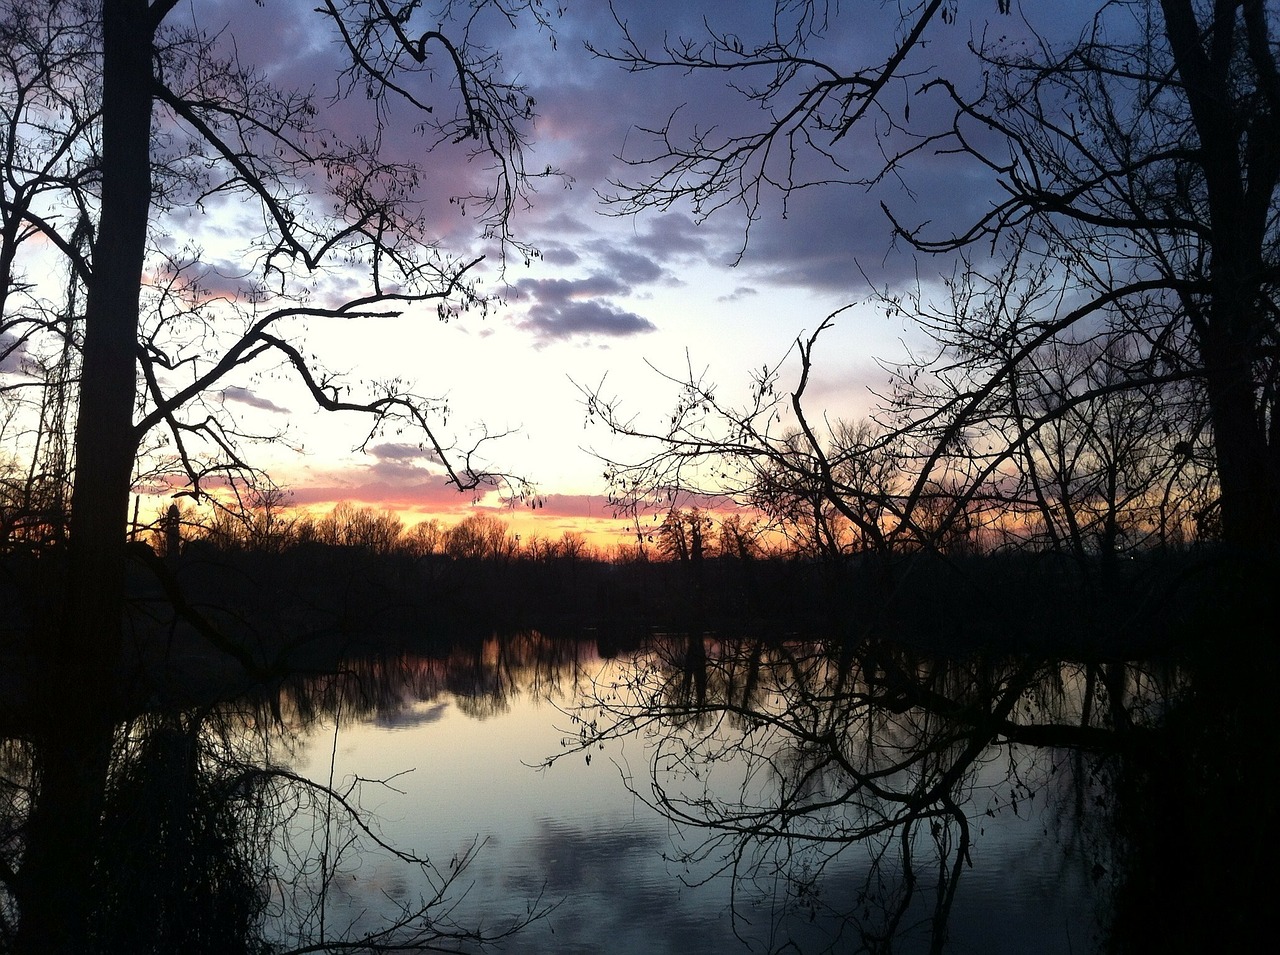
[1159,0,1280,551]
[1204,329,1279,551]
[16,3,155,953]
[64,0,152,673]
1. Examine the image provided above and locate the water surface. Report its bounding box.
[284,637,1106,954]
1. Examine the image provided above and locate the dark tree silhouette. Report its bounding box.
[0,1,557,951]
[877,0,1278,551]
[585,1,1278,556]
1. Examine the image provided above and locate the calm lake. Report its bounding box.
[273,633,1109,954]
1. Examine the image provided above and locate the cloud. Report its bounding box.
[596,246,667,284]
[154,254,268,304]
[508,273,658,343]
[361,443,446,482]
[514,274,628,303]
[368,442,439,463]
[221,386,287,413]
[508,1,1030,295]
[286,474,464,511]
[0,333,27,374]
[627,212,718,260]
[519,494,615,520]
[521,299,656,343]
[534,243,582,267]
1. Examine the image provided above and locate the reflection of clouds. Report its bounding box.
[372,700,449,730]
[517,818,662,893]
[292,638,1102,954]
[499,816,735,955]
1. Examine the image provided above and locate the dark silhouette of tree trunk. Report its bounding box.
[1158,0,1280,549]
[65,0,152,674]
[19,5,157,952]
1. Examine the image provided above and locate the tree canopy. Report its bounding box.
[587,0,1279,558]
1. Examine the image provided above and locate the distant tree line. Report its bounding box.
[123,491,786,566]
[0,492,1170,655]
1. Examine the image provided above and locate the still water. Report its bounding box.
[280,635,1105,954]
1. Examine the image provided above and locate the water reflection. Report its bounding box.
[1,628,1263,953]
[0,660,553,955]
[279,634,1117,953]
[540,636,1142,954]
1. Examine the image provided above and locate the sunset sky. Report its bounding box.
[144,0,1100,548]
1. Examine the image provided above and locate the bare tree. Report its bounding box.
[874,1,1278,550]
[593,0,1010,247]
[404,516,448,557]
[445,511,512,561]
[0,1,559,951]
[314,501,405,554]
[872,245,1214,564]
[586,1,1277,553]
[581,319,917,562]
[1,0,554,663]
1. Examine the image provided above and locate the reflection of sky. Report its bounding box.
[370,701,449,731]
[290,656,1103,955]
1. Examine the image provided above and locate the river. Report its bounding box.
[274,632,1109,954]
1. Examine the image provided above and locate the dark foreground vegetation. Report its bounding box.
[4,498,1248,696]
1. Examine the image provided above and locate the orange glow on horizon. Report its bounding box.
[132,484,775,558]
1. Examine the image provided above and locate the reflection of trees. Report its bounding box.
[273,631,601,726]
[4,631,600,952]
[552,635,1179,953]
[0,685,552,954]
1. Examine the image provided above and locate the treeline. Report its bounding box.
[129,499,815,641]
[143,497,784,566]
[159,499,602,562]
[113,497,1206,657]
[0,488,1222,658]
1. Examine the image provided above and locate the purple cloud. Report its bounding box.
[506,270,657,342]
[535,243,583,267]
[365,443,446,480]
[596,246,667,284]
[521,299,656,342]
[221,386,287,413]
[0,333,27,374]
[514,274,629,303]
